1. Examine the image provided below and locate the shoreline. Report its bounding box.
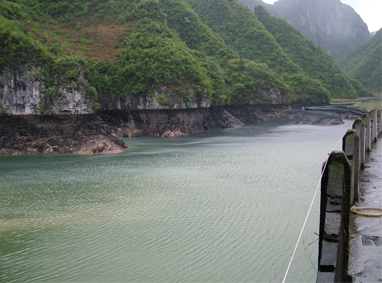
[0,114,128,156]
[0,103,370,156]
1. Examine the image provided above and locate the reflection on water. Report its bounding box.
[0,121,352,282]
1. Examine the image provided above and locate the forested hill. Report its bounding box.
[0,0,370,115]
[184,0,368,99]
[239,0,370,62]
[339,29,382,93]
[254,6,370,99]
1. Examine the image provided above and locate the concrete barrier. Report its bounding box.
[317,109,381,283]
[317,152,352,282]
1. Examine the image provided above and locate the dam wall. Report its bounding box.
[317,110,382,282]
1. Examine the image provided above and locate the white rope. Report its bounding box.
[281,137,343,283]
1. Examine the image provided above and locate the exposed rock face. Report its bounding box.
[99,107,239,138]
[0,66,212,115]
[0,102,359,156]
[113,86,210,111]
[1,103,357,156]
[249,88,285,105]
[0,115,127,155]
[239,0,370,61]
[273,0,369,39]
[0,67,92,115]
[98,106,284,138]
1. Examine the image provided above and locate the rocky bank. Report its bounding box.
[0,114,127,155]
[1,103,363,156]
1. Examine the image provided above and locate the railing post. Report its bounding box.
[352,119,365,170]
[317,151,352,283]
[370,110,378,143]
[362,114,371,152]
[342,130,360,204]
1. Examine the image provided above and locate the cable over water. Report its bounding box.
[281,137,343,283]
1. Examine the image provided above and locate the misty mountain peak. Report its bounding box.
[274,0,369,38]
[239,0,370,61]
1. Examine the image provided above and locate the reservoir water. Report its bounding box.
[0,121,352,282]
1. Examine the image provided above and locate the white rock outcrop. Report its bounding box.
[0,67,92,115]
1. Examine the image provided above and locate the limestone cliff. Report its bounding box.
[113,86,211,111]
[0,67,212,115]
[0,67,92,115]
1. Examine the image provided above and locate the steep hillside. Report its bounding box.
[0,0,366,115]
[239,0,370,62]
[185,0,301,75]
[0,0,229,113]
[186,0,364,100]
[159,0,238,63]
[339,29,382,93]
[225,59,289,104]
[255,6,370,98]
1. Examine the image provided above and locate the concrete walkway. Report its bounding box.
[348,140,382,282]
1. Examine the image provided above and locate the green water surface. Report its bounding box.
[0,122,351,282]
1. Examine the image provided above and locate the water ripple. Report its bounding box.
[0,121,353,282]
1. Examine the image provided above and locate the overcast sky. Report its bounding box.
[262,0,382,32]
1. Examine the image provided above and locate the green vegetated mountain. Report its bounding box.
[254,6,370,99]
[0,0,370,115]
[239,0,371,62]
[339,29,382,93]
[185,0,369,99]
